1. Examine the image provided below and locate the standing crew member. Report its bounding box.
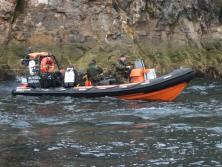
[115,54,132,84]
[87,59,103,85]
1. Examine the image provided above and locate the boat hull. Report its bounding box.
[117,82,187,101]
[12,68,195,101]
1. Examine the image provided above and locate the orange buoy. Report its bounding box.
[40,57,55,73]
[85,79,92,86]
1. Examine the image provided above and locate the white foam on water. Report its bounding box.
[70,144,84,149]
[155,142,166,148]
[80,151,106,157]
[187,85,209,91]
[33,148,40,152]
[11,120,31,128]
[126,106,194,120]
[216,143,222,149]
[111,142,128,147]
[35,100,56,105]
[96,121,134,126]
[189,161,205,166]
[207,127,222,133]
[48,146,62,151]
[164,146,180,150]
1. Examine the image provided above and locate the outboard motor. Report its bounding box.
[64,67,76,87]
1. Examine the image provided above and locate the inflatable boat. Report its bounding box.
[12,68,195,101]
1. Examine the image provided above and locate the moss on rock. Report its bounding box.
[1,39,222,80]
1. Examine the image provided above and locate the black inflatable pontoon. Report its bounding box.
[12,68,195,101]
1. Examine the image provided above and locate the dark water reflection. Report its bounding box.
[1,79,222,166]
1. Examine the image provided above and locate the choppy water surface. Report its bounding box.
[1,79,222,166]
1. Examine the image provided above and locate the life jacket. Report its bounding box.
[40,57,55,73]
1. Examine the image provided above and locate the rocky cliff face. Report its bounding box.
[1,0,222,78]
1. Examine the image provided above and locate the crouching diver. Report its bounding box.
[86,59,103,85]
